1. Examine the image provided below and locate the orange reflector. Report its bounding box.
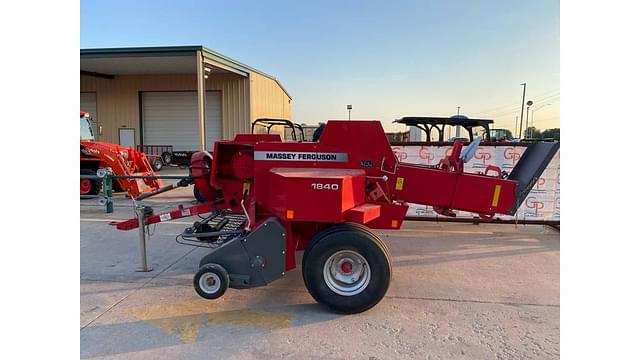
[286,210,294,219]
[391,220,398,228]
[491,185,502,207]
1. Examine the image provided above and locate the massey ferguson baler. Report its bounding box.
[114,120,558,314]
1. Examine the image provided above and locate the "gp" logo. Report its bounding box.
[474,151,491,164]
[419,146,435,163]
[392,147,408,161]
[525,196,544,215]
[504,147,522,164]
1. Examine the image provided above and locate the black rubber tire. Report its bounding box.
[80,168,102,196]
[152,157,163,171]
[302,223,392,314]
[193,186,207,203]
[161,152,172,165]
[194,263,229,300]
[302,223,392,286]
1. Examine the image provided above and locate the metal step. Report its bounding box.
[176,212,247,248]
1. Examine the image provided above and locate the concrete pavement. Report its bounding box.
[80,185,559,359]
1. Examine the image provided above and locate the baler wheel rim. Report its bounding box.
[193,263,229,300]
[199,273,221,294]
[323,250,371,296]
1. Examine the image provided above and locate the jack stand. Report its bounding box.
[135,204,153,272]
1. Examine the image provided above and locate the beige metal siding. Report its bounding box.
[250,72,292,122]
[80,73,250,144]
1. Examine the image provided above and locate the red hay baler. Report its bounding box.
[114,120,558,314]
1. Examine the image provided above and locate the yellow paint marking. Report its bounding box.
[128,299,221,320]
[491,185,502,207]
[395,177,404,191]
[147,314,203,343]
[128,301,292,344]
[206,309,292,330]
[286,210,294,219]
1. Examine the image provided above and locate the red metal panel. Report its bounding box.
[345,203,381,224]
[450,174,517,215]
[366,202,410,229]
[267,168,366,222]
[392,163,459,208]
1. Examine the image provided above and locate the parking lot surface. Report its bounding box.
[81,183,559,359]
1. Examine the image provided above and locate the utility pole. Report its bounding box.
[524,100,533,138]
[519,83,526,138]
[455,106,461,138]
[514,116,518,138]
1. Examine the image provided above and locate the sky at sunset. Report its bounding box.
[81,0,559,134]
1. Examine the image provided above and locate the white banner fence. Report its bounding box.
[391,144,560,222]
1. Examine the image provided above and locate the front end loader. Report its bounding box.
[80,112,162,198]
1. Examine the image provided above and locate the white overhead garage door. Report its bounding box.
[141,91,222,151]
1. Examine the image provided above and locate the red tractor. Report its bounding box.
[114,120,558,314]
[80,112,162,197]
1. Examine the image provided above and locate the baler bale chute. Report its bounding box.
[113,120,558,314]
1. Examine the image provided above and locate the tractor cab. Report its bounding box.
[488,128,514,142]
[251,118,306,142]
[80,111,95,141]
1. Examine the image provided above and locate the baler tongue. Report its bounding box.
[506,141,560,215]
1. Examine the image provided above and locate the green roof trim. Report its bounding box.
[81,45,291,99]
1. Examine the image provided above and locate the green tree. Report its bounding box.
[524,126,542,139]
[541,128,560,140]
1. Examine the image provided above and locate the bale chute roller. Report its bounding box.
[113,120,558,313]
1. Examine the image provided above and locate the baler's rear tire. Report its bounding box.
[302,224,392,314]
[80,169,101,196]
[193,186,207,203]
[194,263,229,300]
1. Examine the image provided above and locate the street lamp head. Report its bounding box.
[347,104,352,110]
[526,100,533,106]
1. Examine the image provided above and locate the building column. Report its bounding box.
[196,50,206,151]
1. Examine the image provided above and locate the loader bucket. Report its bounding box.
[506,141,560,215]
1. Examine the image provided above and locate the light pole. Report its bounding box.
[531,103,552,132]
[519,83,526,138]
[455,106,461,137]
[525,100,533,138]
[347,104,352,120]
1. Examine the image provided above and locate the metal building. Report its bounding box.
[80,46,291,151]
